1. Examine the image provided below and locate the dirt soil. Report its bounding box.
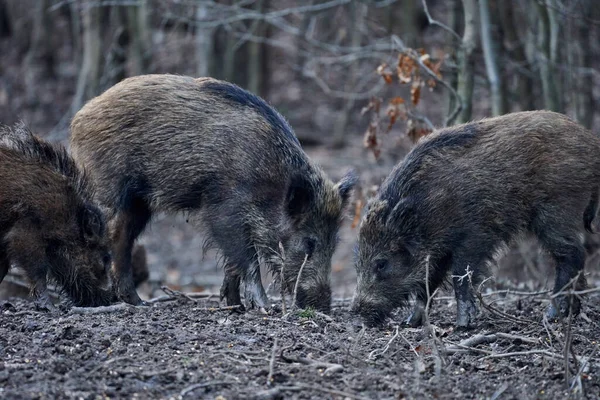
[1,280,599,400]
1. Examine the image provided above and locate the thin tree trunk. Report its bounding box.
[24,0,54,101]
[498,0,534,111]
[102,6,129,89]
[455,0,478,124]
[332,1,367,147]
[534,1,560,111]
[400,0,419,47]
[247,0,265,95]
[71,2,103,114]
[479,0,504,116]
[195,1,213,77]
[69,1,82,66]
[126,0,151,76]
[445,0,462,122]
[0,0,11,38]
[576,1,595,129]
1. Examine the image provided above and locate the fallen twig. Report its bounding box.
[179,381,233,397]
[253,383,368,400]
[267,338,278,386]
[368,325,399,360]
[445,332,539,354]
[481,349,564,360]
[70,303,134,315]
[475,290,534,324]
[280,346,343,374]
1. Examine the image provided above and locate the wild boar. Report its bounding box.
[70,74,356,312]
[0,124,112,309]
[352,111,598,328]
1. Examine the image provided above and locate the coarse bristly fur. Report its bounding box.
[352,111,599,328]
[0,123,112,307]
[70,74,357,311]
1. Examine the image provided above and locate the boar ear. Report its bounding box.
[386,196,415,227]
[364,199,390,226]
[335,169,358,205]
[287,174,314,218]
[80,205,105,240]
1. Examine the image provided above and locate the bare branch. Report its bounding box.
[421,0,462,41]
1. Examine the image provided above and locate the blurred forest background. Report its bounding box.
[1,0,599,297]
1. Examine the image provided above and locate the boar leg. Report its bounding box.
[405,298,426,327]
[0,246,8,284]
[220,265,243,310]
[110,202,151,306]
[538,232,586,319]
[243,259,269,313]
[7,233,56,311]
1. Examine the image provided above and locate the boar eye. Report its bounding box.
[102,253,111,268]
[303,237,316,257]
[374,259,389,273]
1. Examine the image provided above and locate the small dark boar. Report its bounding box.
[352,111,599,328]
[70,74,356,312]
[0,124,112,309]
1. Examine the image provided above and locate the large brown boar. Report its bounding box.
[0,124,112,309]
[352,111,599,328]
[70,74,356,312]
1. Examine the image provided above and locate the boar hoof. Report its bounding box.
[243,281,270,311]
[34,297,57,313]
[546,296,581,321]
[455,298,477,329]
[405,305,425,327]
[117,287,144,306]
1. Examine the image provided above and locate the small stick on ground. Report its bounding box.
[481,349,565,360]
[278,242,287,315]
[445,333,539,354]
[253,384,368,400]
[281,346,344,374]
[267,338,278,386]
[161,286,199,302]
[368,325,399,360]
[70,303,134,315]
[179,381,233,397]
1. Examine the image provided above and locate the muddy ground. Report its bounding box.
[1,278,599,400]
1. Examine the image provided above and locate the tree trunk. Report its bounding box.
[69,1,82,66]
[498,0,534,111]
[455,0,478,125]
[195,1,213,77]
[247,0,266,95]
[332,1,367,147]
[479,0,504,116]
[126,0,151,76]
[71,2,104,114]
[24,0,54,101]
[534,1,560,112]
[0,0,11,38]
[445,0,462,122]
[102,6,129,89]
[576,0,595,129]
[400,0,420,47]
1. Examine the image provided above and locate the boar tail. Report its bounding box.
[583,187,598,234]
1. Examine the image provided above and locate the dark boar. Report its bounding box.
[0,124,112,309]
[70,74,356,312]
[352,111,599,328]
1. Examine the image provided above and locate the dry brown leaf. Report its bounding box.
[376,63,394,84]
[351,199,363,229]
[411,81,421,106]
